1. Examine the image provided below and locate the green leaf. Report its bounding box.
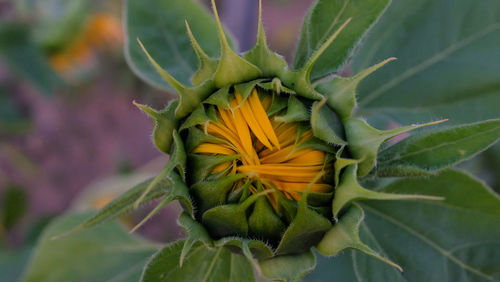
[305,251,358,282]
[125,0,234,90]
[0,23,60,95]
[353,0,500,125]
[31,0,89,51]
[56,177,164,237]
[358,169,500,281]
[376,119,500,177]
[294,0,390,80]
[141,240,254,282]
[23,212,158,282]
[316,204,402,271]
[0,247,32,282]
[258,250,316,282]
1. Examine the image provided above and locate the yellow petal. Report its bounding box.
[235,91,273,149]
[193,143,236,155]
[248,90,280,149]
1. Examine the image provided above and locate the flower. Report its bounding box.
[193,89,333,206]
[72,0,445,272]
[124,0,445,259]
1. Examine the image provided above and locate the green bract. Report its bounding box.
[38,0,500,281]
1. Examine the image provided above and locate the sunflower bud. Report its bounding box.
[74,0,446,275]
[186,84,336,249]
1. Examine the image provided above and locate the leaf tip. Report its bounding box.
[128,222,142,234]
[50,226,83,241]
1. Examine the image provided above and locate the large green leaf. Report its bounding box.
[376,119,500,177]
[0,247,32,282]
[31,0,89,51]
[0,23,60,95]
[293,0,390,80]
[360,170,500,281]
[141,240,254,282]
[353,0,500,125]
[307,169,500,281]
[125,0,234,90]
[305,251,358,282]
[22,212,158,282]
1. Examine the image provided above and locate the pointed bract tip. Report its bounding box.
[385,259,403,272]
[373,57,397,69]
[184,19,211,62]
[50,226,82,240]
[129,216,149,234]
[416,118,448,127]
[133,100,158,118]
[256,0,265,43]
[128,226,139,234]
[210,0,228,47]
[304,17,352,73]
[137,38,186,92]
[210,0,221,30]
[136,37,145,50]
[184,20,194,41]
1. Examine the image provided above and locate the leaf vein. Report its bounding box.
[359,22,500,106]
[379,126,500,163]
[363,205,497,281]
[202,247,222,282]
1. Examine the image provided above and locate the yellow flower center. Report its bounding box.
[193,89,333,208]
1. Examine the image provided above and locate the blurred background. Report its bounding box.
[1,0,499,281]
